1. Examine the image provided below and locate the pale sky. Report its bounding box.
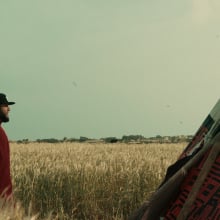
[1,0,220,140]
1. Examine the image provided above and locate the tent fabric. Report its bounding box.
[163,149,220,219]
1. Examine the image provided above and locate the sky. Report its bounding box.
[1,0,220,141]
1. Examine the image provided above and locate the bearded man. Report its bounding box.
[0,93,15,200]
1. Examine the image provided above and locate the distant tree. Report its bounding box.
[17,139,29,144]
[68,138,79,142]
[36,138,60,143]
[79,136,89,142]
[63,137,68,142]
[122,135,145,143]
[102,137,118,143]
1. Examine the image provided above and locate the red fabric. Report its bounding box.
[0,125,12,198]
[164,150,220,219]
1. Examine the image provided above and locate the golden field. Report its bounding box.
[8,142,186,219]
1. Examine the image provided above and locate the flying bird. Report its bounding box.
[72,81,78,87]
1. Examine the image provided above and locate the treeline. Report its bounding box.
[15,134,193,144]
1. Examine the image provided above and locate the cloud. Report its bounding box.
[190,0,220,26]
[191,0,212,25]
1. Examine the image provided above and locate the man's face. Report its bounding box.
[0,105,10,123]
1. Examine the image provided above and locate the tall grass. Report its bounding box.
[10,142,186,219]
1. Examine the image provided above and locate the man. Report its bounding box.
[0,93,15,200]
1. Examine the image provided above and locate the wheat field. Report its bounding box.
[8,142,186,220]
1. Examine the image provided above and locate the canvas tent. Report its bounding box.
[129,99,220,220]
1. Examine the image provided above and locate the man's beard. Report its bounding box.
[0,112,9,123]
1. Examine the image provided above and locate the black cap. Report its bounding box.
[0,93,15,105]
